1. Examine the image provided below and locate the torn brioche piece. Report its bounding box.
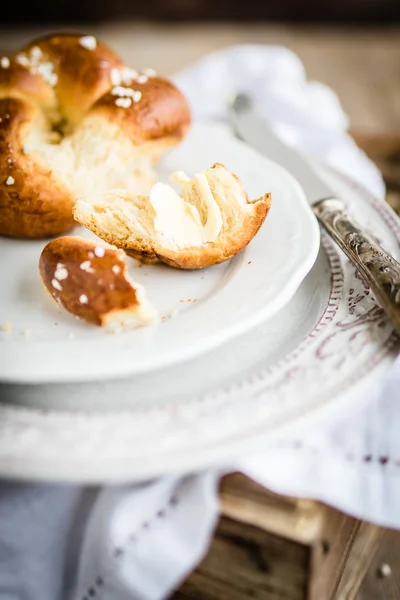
[39,236,157,329]
[74,163,272,270]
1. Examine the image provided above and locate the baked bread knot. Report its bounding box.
[74,163,272,270]
[39,236,157,329]
[0,34,191,239]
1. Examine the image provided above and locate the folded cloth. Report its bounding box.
[240,354,400,529]
[2,45,398,600]
[173,45,384,198]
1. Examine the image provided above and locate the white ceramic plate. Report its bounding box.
[0,122,319,384]
[0,166,399,483]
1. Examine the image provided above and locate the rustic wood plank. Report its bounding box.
[353,131,400,214]
[309,515,361,600]
[220,474,322,545]
[356,529,400,600]
[174,516,309,600]
[173,475,381,600]
[219,476,381,600]
[334,522,383,600]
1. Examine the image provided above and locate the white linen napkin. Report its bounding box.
[173,45,385,198]
[1,45,399,600]
[71,45,399,600]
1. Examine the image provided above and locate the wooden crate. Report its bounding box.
[173,474,382,600]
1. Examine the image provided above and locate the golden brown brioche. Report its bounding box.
[39,236,157,328]
[0,34,191,239]
[74,163,271,270]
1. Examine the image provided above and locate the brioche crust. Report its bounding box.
[0,34,191,239]
[74,163,272,270]
[39,236,157,328]
[0,98,76,238]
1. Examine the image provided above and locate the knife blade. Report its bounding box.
[229,93,400,334]
[229,92,333,203]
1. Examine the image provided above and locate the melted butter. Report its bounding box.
[149,173,223,247]
[150,183,204,246]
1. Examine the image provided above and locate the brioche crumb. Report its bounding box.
[79,36,97,51]
[110,68,121,85]
[161,308,179,322]
[52,278,62,291]
[16,54,30,67]
[38,63,57,86]
[109,66,141,86]
[115,97,132,109]
[113,89,142,103]
[143,68,157,77]
[80,261,94,273]
[30,46,42,60]
[111,86,138,98]
[113,90,142,104]
[16,49,58,87]
[121,67,139,82]
[54,263,68,280]
[94,246,105,258]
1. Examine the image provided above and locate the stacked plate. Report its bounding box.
[0,123,399,483]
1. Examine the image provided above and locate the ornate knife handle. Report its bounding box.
[313,198,400,335]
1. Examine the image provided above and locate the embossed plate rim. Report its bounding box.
[0,122,320,384]
[0,164,399,483]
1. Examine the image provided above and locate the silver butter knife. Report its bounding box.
[229,93,400,335]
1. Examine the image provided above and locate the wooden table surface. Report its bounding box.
[1,24,400,134]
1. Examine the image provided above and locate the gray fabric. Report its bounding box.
[0,484,97,600]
